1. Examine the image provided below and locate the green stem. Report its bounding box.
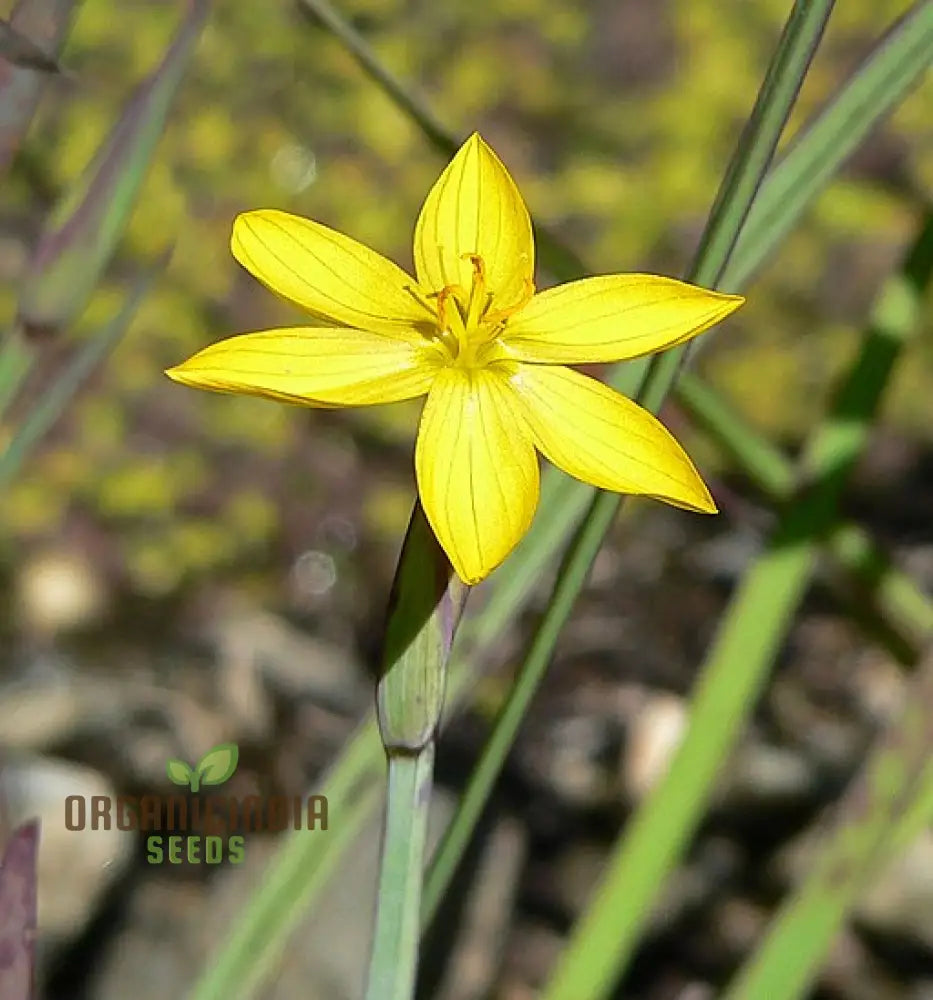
[365,747,435,1000]
[638,0,836,412]
[726,1,933,291]
[365,502,467,999]
[694,0,835,290]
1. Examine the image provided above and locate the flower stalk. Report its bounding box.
[365,502,468,1000]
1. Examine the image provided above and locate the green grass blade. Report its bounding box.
[0,0,78,172]
[677,373,794,496]
[551,545,813,999]
[677,371,933,657]
[542,209,933,1000]
[0,0,207,428]
[0,257,164,489]
[16,0,208,337]
[690,0,835,290]
[297,0,452,157]
[637,0,836,415]
[823,522,933,656]
[726,1,933,291]
[0,0,80,418]
[723,644,933,1000]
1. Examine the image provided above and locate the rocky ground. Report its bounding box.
[4,426,933,1000]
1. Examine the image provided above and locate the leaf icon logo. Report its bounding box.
[196,743,239,787]
[165,743,239,792]
[166,758,194,788]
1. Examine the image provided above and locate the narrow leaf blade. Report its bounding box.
[16,0,208,335]
[0,20,65,74]
[724,643,933,1000]
[0,0,78,171]
[0,255,165,489]
[726,1,933,290]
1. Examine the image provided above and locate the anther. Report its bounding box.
[435,287,452,330]
[462,253,486,281]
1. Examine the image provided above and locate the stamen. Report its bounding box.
[431,254,535,365]
[485,276,535,325]
[402,283,436,314]
[435,286,452,330]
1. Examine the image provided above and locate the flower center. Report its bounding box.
[430,254,533,367]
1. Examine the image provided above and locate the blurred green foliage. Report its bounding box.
[1,0,930,593]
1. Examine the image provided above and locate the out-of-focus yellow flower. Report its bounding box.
[167,134,743,584]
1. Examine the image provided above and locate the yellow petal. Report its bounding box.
[232,210,435,338]
[502,274,743,364]
[413,134,534,310]
[415,366,539,584]
[166,327,444,406]
[509,364,716,512]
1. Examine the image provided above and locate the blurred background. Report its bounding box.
[1,0,932,997]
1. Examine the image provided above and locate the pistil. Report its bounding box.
[463,254,492,333]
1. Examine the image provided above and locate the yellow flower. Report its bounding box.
[167,134,743,585]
